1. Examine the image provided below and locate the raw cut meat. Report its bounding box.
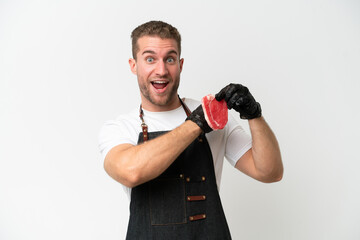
[201,94,228,130]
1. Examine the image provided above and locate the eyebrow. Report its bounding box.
[167,50,178,55]
[142,50,178,55]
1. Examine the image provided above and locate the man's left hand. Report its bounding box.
[215,83,262,120]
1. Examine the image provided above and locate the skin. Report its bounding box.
[104,36,283,188]
[235,117,283,183]
[128,36,184,112]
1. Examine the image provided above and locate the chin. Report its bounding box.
[151,96,171,106]
[150,93,178,106]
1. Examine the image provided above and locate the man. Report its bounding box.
[99,20,283,239]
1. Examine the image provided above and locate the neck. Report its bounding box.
[141,95,182,112]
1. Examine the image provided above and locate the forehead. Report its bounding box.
[137,36,179,55]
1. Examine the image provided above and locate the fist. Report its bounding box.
[186,105,212,133]
[215,83,262,119]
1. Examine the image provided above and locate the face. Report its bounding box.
[129,36,184,111]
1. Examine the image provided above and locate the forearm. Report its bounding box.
[105,120,202,187]
[249,116,283,182]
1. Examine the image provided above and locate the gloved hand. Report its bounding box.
[215,83,262,120]
[186,105,212,133]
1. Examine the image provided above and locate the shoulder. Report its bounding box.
[98,108,141,159]
[101,109,140,137]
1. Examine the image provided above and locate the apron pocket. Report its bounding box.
[149,177,186,225]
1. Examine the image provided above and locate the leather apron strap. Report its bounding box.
[139,95,191,142]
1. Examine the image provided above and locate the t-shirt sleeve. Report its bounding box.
[98,119,138,161]
[224,113,252,167]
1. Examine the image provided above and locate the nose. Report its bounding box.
[155,60,168,76]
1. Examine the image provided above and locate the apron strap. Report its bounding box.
[139,96,192,142]
[179,95,192,117]
[139,106,148,142]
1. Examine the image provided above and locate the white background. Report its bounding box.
[1,0,359,239]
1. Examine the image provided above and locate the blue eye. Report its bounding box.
[167,57,175,63]
[146,57,154,63]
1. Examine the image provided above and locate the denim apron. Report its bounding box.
[125,99,232,239]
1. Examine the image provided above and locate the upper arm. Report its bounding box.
[103,143,136,187]
[98,116,139,186]
[224,114,265,182]
[235,148,283,183]
[234,148,261,181]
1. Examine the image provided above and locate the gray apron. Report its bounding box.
[126,99,232,239]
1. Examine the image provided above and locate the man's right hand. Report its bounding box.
[186,105,212,133]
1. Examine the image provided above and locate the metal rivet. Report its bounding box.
[180,174,183,178]
[187,197,191,200]
[189,216,193,221]
[203,214,206,218]
[203,195,206,200]
[199,138,203,142]
[202,176,206,181]
[186,177,190,182]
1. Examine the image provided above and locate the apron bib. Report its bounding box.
[126,99,232,240]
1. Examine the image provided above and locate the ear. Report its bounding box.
[129,58,137,75]
[179,58,184,73]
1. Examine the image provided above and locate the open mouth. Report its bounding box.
[151,80,169,91]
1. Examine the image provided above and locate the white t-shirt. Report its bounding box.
[98,98,252,199]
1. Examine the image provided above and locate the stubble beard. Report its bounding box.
[139,76,180,107]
